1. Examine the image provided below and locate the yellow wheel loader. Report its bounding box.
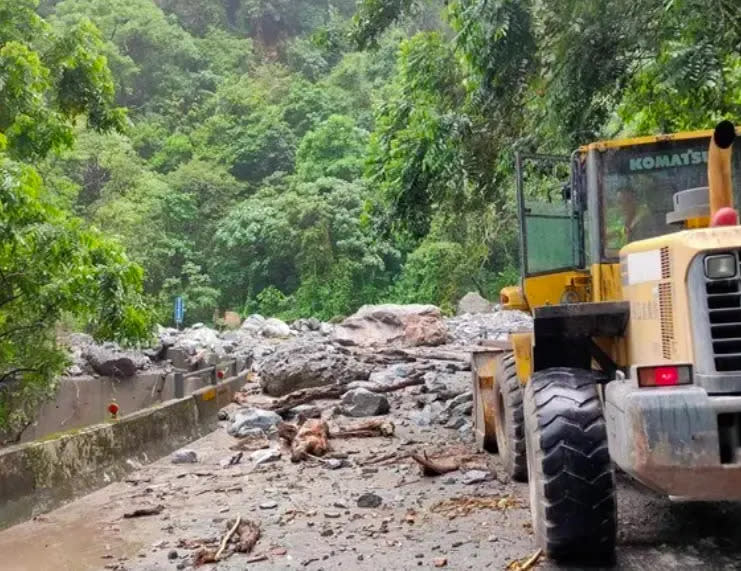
[472,121,741,562]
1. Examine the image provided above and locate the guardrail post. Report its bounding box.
[210,366,217,385]
[174,371,184,399]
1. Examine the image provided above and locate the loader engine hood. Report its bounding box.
[621,226,741,394]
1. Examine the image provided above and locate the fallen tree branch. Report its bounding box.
[330,419,395,439]
[411,451,461,476]
[269,375,425,415]
[215,515,241,560]
[123,504,164,518]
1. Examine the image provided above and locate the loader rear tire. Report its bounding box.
[523,367,616,563]
[493,353,528,482]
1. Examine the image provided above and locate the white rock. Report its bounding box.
[261,317,292,338]
[250,448,282,466]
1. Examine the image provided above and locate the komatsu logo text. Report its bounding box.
[629,151,708,172]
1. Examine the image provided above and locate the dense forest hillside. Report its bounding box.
[31,0,741,323]
[0,0,738,430]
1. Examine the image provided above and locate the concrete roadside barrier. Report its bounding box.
[0,372,247,530]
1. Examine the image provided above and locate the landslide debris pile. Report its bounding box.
[219,302,534,451]
[60,297,533,445]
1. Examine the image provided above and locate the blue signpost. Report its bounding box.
[174,296,185,329]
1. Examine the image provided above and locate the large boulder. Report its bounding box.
[341,388,390,417]
[456,292,494,315]
[261,317,292,338]
[258,340,372,397]
[227,407,282,437]
[241,314,266,333]
[84,345,149,378]
[333,304,449,347]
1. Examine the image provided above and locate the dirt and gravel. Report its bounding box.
[3,304,741,570]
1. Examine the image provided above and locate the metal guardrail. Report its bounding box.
[173,358,241,398]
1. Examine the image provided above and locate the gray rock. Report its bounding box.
[341,388,390,417]
[446,416,468,430]
[227,408,282,437]
[261,317,292,338]
[217,409,229,421]
[84,345,149,378]
[333,304,449,347]
[413,401,448,426]
[368,364,412,387]
[66,365,84,376]
[319,322,334,336]
[357,492,382,508]
[258,340,372,397]
[461,469,492,485]
[241,314,266,332]
[445,391,473,411]
[456,292,494,315]
[251,448,281,466]
[171,449,198,464]
[450,400,473,418]
[289,404,321,420]
[423,372,469,401]
[260,501,278,510]
[446,310,532,345]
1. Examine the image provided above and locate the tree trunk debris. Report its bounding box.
[123,504,164,518]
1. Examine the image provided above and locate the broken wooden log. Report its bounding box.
[123,504,164,518]
[269,374,425,416]
[330,418,395,438]
[411,451,461,476]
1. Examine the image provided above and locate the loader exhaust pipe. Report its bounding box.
[709,120,737,226]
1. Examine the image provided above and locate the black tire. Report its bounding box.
[523,367,616,563]
[494,353,528,482]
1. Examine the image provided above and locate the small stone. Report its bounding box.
[357,554,365,561]
[260,501,278,510]
[357,492,382,508]
[487,535,498,542]
[433,557,448,567]
[320,528,333,537]
[461,469,492,485]
[170,449,197,464]
[326,458,346,470]
[217,409,229,421]
[333,501,348,509]
[167,550,178,560]
[324,511,341,519]
[415,553,424,559]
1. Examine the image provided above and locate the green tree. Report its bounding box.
[0,0,150,440]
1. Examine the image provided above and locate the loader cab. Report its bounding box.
[515,133,741,309]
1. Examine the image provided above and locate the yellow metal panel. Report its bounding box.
[510,332,533,385]
[522,270,591,309]
[620,226,741,366]
[590,263,623,302]
[499,285,528,311]
[578,129,718,152]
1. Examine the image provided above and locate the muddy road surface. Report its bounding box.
[1,406,740,570]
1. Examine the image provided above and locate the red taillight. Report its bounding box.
[637,365,691,387]
[654,367,679,386]
[217,370,225,379]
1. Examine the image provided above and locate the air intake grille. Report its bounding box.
[706,253,741,371]
[658,282,674,359]
[660,247,671,279]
